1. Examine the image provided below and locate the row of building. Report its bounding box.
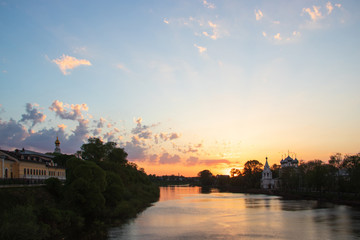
[0,137,66,181]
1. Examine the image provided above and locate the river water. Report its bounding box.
[108,186,360,240]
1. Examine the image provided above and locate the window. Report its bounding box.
[30,169,32,175]
[24,168,26,176]
[27,168,29,174]
[4,169,8,178]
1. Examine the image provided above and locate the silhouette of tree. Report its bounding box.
[198,170,215,186]
[230,168,241,178]
[270,164,280,178]
[242,160,263,189]
[243,160,263,176]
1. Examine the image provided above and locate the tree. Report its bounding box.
[107,148,128,165]
[80,138,117,162]
[271,164,280,178]
[242,160,263,189]
[342,154,360,194]
[243,160,263,176]
[65,158,106,219]
[230,168,241,178]
[198,170,215,186]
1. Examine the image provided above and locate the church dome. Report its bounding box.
[55,137,60,145]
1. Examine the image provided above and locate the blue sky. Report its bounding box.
[1,0,359,176]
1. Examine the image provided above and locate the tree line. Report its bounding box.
[0,138,159,240]
[198,153,360,199]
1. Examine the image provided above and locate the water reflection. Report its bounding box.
[109,186,360,240]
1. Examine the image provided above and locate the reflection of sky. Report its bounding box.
[1,1,360,176]
[109,186,360,240]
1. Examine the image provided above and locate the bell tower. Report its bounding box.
[54,136,61,154]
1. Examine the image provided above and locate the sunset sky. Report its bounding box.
[1,0,359,176]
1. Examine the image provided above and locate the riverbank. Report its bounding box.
[0,181,159,240]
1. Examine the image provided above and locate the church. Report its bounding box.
[261,153,299,189]
[0,137,66,181]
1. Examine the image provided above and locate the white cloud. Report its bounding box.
[255,9,263,21]
[52,54,91,75]
[335,4,341,8]
[274,33,282,40]
[116,63,130,73]
[203,0,215,9]
[326,2,334,15]
[208,21,219,40]
[194,44,207,54]
[292,31,300,37]
[202,31,210,37]
[262,31,267,37]
[97,117,107,128]
[49,100,88,120]
[57,124,67,130]
[163,18,169,24]
[303,6,323,22]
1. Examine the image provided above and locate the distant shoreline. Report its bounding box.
[216,186,360,208]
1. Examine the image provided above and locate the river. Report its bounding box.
[108,186,360,240]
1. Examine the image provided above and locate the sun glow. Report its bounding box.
[221,167,242,176]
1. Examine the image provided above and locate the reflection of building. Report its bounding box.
[0,138,66,181]
[261,153,299,189]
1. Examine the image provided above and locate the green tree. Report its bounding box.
[65,158,106,219]
[80,138,117,162]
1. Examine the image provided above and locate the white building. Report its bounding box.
[261,157,276,189]
[261,153,299,189]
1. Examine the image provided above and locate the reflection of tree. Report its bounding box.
[200,186,211,194]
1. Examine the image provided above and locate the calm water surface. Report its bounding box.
[108,186,360,240]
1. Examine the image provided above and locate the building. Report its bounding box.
[261,157,276,189]
[280,154,299,168]
[54,136,61,154]
[0,138,66,181]
[261,153,299,189]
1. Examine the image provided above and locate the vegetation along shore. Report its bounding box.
[0,138,159,240]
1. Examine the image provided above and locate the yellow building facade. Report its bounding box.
[0,149,66,181]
